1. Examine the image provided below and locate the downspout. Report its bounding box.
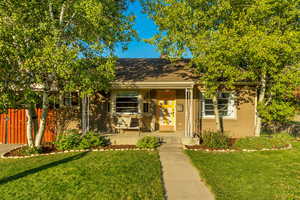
[185,88,188,137]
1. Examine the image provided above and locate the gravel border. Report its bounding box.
[1,146,156,159]
[184,143,293,152]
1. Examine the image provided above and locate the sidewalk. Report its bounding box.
[0,144,21,156]
[159,144,215,200]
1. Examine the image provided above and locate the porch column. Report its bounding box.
[185,88,193,137]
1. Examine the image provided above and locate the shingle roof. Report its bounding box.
[115,58,196,82]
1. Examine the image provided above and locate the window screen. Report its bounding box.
[116,91,139,113]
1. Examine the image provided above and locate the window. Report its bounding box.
[202,92,235,118]
[116,91,139,113]
[64,92,79,107]
[177,104,184,112]
[143,103,150,113]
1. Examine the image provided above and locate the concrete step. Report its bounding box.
[159,136,182,144]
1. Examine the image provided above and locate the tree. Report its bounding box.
[0,0,135,147]
[142,0,300,135]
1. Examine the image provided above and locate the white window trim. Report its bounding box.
[114,90,141,114]
[201,92,237,119]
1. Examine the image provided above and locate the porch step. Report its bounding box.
[159,136,182,144]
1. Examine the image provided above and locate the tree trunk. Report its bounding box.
[82,94,87,135]
[31,105,38,138]
[26,104,39,147]
[34,91,49,147]
[56,92,65,137]
[255,73,266,136]
[212,94,223,133]
[25,107,34,147]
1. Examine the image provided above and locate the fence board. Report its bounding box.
[0,109,56,144]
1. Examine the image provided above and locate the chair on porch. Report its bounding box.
[111,114,142,135]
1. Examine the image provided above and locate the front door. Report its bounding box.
[157,90,176,132]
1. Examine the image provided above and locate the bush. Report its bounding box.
[55,131,110,150]
[54,133,81,151]
[78,132,110,149]
[201,131,229,149]
[63,129,80,135]
[137,136,160,149]
[233,133,293,150]
[19,146,43,156]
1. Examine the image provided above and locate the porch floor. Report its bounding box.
[104,131,186,145]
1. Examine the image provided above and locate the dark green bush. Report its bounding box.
[201,131,229,149]
[78,132,110,149]
[55,131,110,150]
[63,129,80,135]
[54,133,81,151]
[233,133,293,150]
[19,146,43,155]
[136,136,160,149]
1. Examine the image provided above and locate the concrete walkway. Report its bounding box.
[159,144,215,200]
[0,144,21,156]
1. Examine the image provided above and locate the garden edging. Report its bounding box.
[184,143,293,152]
[1,147,156,159]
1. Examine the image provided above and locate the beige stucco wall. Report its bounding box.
[198,88,256,138]
[60,87,256,138]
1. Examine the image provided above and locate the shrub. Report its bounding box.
[63,129,80,135]
[19,146,43,156]
[201,131,229,149]
[78,132,110,149]
[233,133,293,150]
[54,133,81,151]
[137,136,160,149]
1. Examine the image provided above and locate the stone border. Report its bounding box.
[183,144,293,152]
[1,147,156,159]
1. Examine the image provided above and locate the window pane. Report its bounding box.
[219,93,230,98]
[116,91,139,113]
[218,99,229,105]
[218,104,228,112]
[205,111,214,116]
[116,102,138,107]
[117,91,138,97]
[116,97,138,102]
[204,99,213,104]
[116,107,138,113]
[205,105,214,110]
[203,92,233,117]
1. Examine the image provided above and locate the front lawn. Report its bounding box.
[0,151,164,200]
[186,142,300,200]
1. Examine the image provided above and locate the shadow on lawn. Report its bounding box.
[0,152,89,185]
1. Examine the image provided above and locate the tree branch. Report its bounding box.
[49,2,54,20]
[63,12,76,30]
[59,2,66,26]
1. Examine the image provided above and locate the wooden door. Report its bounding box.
[157,90,176,132]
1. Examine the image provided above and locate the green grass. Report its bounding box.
[186,142,300,200]
[0,151,164,200]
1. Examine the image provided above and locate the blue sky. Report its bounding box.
[115,1,160,58]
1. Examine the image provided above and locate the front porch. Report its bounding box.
[107,84,195,138]
[105,131,199,145]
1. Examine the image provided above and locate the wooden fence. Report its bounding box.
[0,109,56,144]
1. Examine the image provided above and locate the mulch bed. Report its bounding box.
[185,145,230,150]
[4,144,139,157]
[186,138,238,150]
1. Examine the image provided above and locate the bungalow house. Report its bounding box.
[90,58,257,138]
[0,58,260,144]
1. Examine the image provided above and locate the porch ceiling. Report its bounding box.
[112,81,195,89]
